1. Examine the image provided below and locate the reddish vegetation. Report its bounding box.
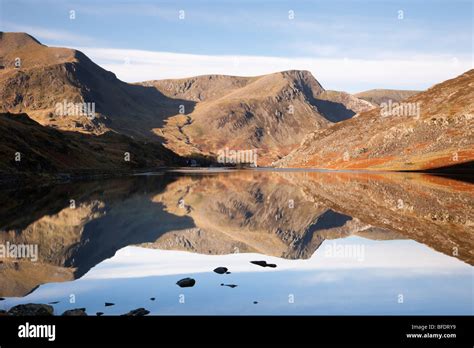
[277,70,474,171]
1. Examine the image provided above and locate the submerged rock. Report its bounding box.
[176,277,196,288]
[8,303,54,316]
[150,297,156,301]
[253,301,258,304]
[121,308,150,316]
[213,267,228,274]
[62,308,87,316]
[250,260,277,268]
[105,302,115,307]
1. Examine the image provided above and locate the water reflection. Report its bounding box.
[0,170,472,314]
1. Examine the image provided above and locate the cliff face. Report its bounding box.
[277,69,474,171]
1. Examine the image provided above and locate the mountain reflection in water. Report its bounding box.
[0,170,472,315]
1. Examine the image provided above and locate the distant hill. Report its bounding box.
[355,89,421,106]
[144,71,374,165]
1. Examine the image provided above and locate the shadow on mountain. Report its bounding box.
[312,98,356,122]
[0,112,186,178]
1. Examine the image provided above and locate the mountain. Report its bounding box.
[312,90,374,121]
[0,32,188,139]
[1,32,376,167]
[276,69,474,171]
[0,112,180,178]
[355,89,421,106]
[144,71,374,165]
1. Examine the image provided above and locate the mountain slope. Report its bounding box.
[277,69,474,171]
[1,32,376,167]
[313,90,375,121]
[0,112,181,177]
[0,32,187,139]
[147,71,374,165]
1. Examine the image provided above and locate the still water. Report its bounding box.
[0,170,472,315]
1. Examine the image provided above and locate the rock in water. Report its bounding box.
[96,312,104,316]
[213,267,228,274]
[150,297,156,301]
[62,308,87,316]
[250,260,277,268]
[220,284,238,288]
[121,308,150,316]
[105,302,115,307]
[176,277,196,288]
[8,303,54,316]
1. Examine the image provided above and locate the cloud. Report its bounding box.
[75,46,472,93]
[83,237,469,280]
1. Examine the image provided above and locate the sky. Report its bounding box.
[0,0,472,92]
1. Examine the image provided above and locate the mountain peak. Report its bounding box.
[0,32,43,50]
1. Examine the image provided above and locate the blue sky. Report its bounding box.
[1,0,472,91]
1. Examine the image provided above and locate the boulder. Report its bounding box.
[176,277,196,288]
[8,303,54,316]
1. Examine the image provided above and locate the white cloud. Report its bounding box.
[76,46,472,92]
[82,237,469,280]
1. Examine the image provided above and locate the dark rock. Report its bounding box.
[213,267,228,274]
[96,312,104,316]
[176,277,196,288]
[0,297,5,301]
[250,260,277,268]
[62,308,87,316]
[253,301,258,304]
[225,272,231,274]
[8,303,54,316]
[121,308,150,316]
[105,302,115,307]
[150,297,156,301]
[0,310,9,316]
[220,284,238,288]
[48,301,60,304]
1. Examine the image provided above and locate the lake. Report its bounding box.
[0,169,472,315]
